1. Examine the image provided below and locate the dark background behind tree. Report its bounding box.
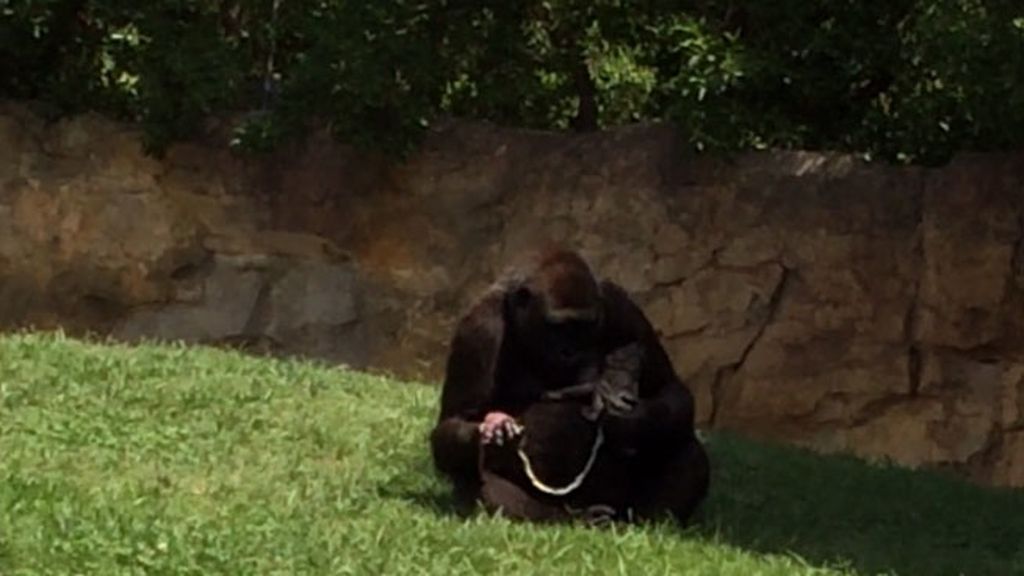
[2,0,1022,164]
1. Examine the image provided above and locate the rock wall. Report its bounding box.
[2,102,1023,487]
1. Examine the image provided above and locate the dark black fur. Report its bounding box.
[429,248,709,525]
[477,344,644,525]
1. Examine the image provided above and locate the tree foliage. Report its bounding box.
[2,0,1022,163]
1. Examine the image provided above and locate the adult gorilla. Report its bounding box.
[429,247,709,525]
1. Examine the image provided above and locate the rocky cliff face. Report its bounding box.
[2,102,1023,487]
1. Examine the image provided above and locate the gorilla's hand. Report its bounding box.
[595,379,638,417]
[479,411,523,446]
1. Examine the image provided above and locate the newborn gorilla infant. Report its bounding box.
[477,343,645,524]
[544,342,645,425]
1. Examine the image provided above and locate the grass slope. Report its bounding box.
[1,333,1022,576]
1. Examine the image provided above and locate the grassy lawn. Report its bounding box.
[1,333,1022,575]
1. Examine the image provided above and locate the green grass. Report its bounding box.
[1,333,1022,576]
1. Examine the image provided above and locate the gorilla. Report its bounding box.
[429,247,709,526]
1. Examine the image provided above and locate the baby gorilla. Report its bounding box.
[477,343,645,525]
[543,342,645,424]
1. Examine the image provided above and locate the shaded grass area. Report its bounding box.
[0,333,1021,575]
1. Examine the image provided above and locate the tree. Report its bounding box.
[2,0,1021,163]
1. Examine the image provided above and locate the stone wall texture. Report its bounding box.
[2,102,1024,488]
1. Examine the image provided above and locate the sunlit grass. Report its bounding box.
[1,332,1021,575]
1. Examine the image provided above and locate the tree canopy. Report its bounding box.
[2,0,1023,163]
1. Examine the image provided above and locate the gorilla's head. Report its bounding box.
[506,248,604,376]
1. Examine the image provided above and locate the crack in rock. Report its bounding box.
[663,322,711,341]
[906,178,925,396]
[650,245,723,290]
[1011,209,1024,285]
[708,264,793,428]
[849,394,915,428]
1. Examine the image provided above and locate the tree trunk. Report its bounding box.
[570,58,599,133]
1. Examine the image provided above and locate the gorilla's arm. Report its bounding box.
[430,288,507,492]
[599,281,696,447]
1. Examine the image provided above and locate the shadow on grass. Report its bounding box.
[376,454,477,520]
[378,482,473,519]
[695,433,1024,576]
[387,433,1024,576]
